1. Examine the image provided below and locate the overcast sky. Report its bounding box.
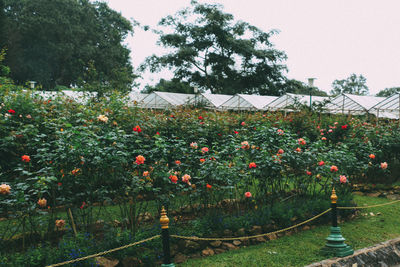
[105,0,400,95]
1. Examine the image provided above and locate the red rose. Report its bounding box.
[133,125,142,133]
[249,162,257,168]
[21,155,31,162]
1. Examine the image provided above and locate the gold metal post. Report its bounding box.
[160,206,170,229]
[331,187,338,204]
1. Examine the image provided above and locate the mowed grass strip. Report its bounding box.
[180,195,400,267]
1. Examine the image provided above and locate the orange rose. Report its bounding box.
[55,219,66,229]
[182,174,191,183]
[71,168,81,175]
[169,175,178,183]
[201,147,209,153]
[135,155,145,165]
[37,198,47,208]
[0,183,11,195]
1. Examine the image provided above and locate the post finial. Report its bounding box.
[160,206,170,229]
[331,187,338,204]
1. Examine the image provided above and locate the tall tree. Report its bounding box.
[0,48,12,85]
[330,74,369,96]
[2,0,135,92]
[0,0,5,49]
[376,87,400,97]
[141,0,287,95]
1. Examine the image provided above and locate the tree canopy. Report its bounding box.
[141,0,287,95]
[142,78,194,94]
[2,0,135,92]
[330,74,369,96]
[376,87,400,97]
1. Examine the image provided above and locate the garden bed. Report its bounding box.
[0,89,399,266]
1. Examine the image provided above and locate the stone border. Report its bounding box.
[306,237,400,267]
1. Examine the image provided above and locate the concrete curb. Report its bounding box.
[306,237,400,267]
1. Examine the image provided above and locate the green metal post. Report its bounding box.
[321,187,353,257]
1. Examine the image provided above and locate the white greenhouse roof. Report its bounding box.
[370,93,400,119]
[371,93,400,111]
[141,91,195,109]
[266,93,329,110]
[324,94,385,115]
[287,94,329,106]
[196,93,233,108]
[220,94,278,110]
[125,92,148,106]
[127,92,148,102]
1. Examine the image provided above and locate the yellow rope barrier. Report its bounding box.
[171,208,332,241]
[337,199,400,209]
[46,235,161,267]
[45,197,400,266]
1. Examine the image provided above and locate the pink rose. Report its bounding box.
[380,162,388,169]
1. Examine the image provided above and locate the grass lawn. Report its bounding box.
[180,195,400,267]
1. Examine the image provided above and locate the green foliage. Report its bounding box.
[2,0,135,91]
[376,87,400,97]
[141,0,287,95]
[142,78,195,94]
[330,74,369,96]
[0,48,13,86]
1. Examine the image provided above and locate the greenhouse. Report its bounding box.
[195,93,233,109]
[140,91,196,109]
[126,92,148,106]
[266,93,329,111]
[370,93,400,119]
[219,94,278,110]
[324,93,385,115]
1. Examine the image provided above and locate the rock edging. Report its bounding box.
[306,237,400,267]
